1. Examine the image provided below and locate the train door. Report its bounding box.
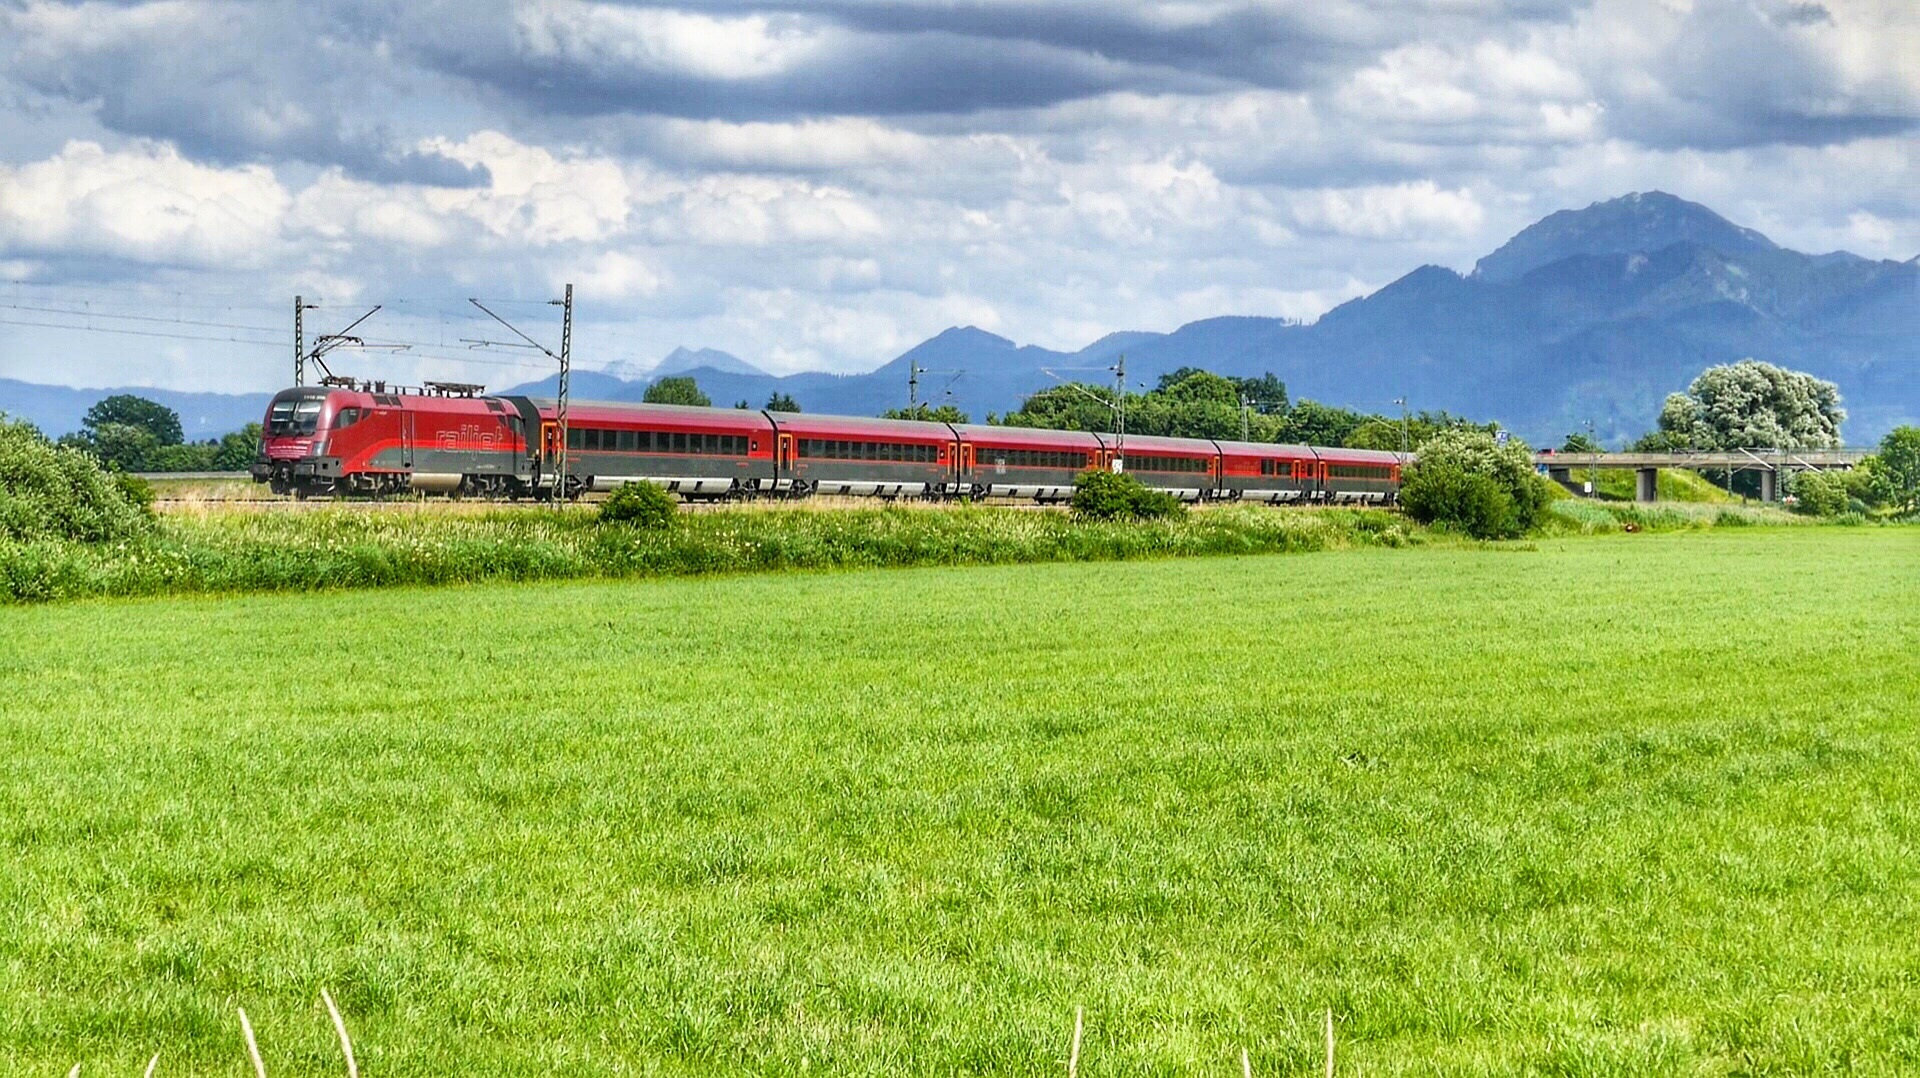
[777,433,796,482]
[400,410,415,470]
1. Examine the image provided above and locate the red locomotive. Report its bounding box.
[253,382,1401,503]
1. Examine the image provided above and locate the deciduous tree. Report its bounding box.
[643,376,711,407]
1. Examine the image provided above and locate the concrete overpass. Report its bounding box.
[1534,448,1873,502]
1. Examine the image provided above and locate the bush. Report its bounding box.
[1071,469,1186,521]
[599,482,678,528]
[0,419,154,543]
[1790,470,1848,517]
[112,473,156,516]
[1399,429,1552,539]
[1399,462,1517,539]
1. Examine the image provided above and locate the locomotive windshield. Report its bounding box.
[266,394,325,436]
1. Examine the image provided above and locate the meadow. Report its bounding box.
[3,527,1917,1074]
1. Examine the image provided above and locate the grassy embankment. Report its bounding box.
[1546,467,1741,503]
[2,496,1821,604]
[4,527,1918,1074]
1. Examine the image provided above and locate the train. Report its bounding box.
[251,382,1402,503]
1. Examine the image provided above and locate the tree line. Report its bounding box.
[55,395,260,473]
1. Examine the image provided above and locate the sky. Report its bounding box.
[0,0,1915,393]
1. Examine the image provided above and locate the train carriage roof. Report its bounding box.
[764,412,954,441]
[528,399,777,433]
[950,424,1105,450]
[1099,433,1217,456]
[1313,446,1404,465]
[1211,439,1317,458]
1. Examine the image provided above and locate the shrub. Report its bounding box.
[599,482,678,528]
[1071,469,1186,521]
[1399,462,1517,539]
[0,419,154,543]
[113,473,156,516]
[1399,429,1551,539]
[1789,470,1848,517]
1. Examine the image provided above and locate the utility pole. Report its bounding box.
[293,295,304,386]
[1113,353,1126,469]
[554,283,572,499]
[908,361,919,409]
[468,285,572,501]
[1394,397,1409,460]
[1586,419,1598,498]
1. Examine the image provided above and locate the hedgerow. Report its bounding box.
[0,504,1415,603]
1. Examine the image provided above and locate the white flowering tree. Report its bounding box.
[1656,360,1845,449]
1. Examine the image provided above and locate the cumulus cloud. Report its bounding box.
[0,140,289,265]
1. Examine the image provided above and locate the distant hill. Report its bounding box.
[5,192,1914,444]
[0,379,271,441]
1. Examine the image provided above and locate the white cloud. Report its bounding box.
[571,250,662,300]
[512,1,828,80]
[0,140,289,265]
[1289,181,1486,240]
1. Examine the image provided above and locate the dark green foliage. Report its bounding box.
[1874,426,1920,512]
[1562,432,1602,452]
[112,473,155,516]
[599,482,678,528]
[85,394,184,446]
[1400,462,1517,539]
[644,376,711,407]
[1003,371,1289,442]
[1274,400,1373,446]
[0,419,153,544]
[765,392,801,413]
[1071,469,1186,521]
[62,394,186,471]
[1399,428,1552,539]
[213,423,263,471]
[1790,470,1848,517]
[998,382,1119,433]
[1346,411,1499,451]
[881,403,970,423]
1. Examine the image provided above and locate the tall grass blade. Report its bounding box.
[238,1007,266,1078]
[322,988,358,1078]
[1068,1005,1083,1077]
[1324,1008,1334,1078]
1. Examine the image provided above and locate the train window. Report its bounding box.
[617,430,634,451]
[669,432,684,453]
[568,427,584,449]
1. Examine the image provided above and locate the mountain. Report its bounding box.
[653,346,763,378]
[4,192,1914,444]
[1472,191,1779,283]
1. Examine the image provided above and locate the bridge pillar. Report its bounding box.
[1636,468,1658,503]
[1549,466,1571,484]
[1759,469,1778,502]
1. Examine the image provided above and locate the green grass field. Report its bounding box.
[3,528,1917,1075]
